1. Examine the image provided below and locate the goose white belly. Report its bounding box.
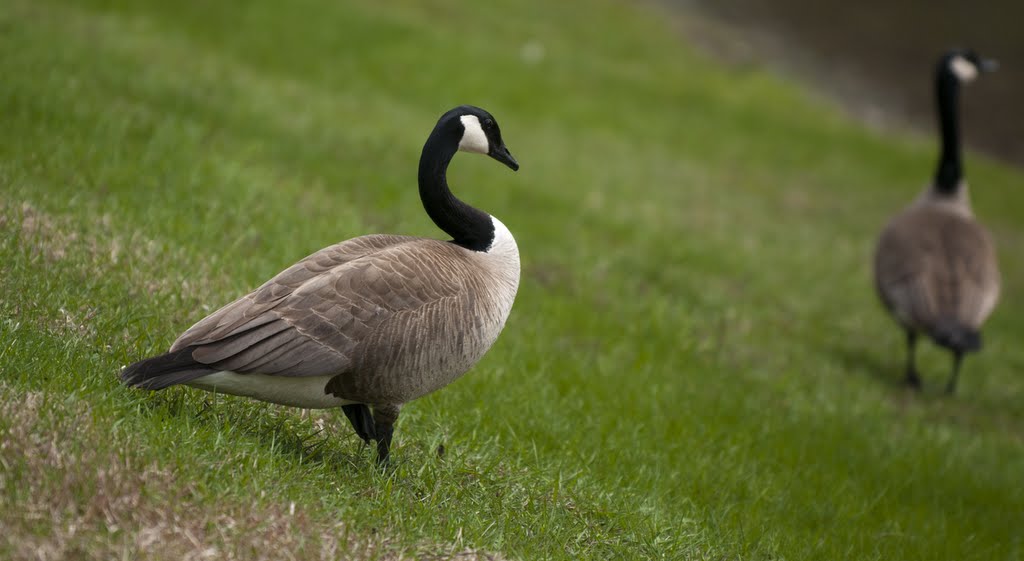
[186,372,354,409]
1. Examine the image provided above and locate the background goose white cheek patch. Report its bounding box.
[950,55,979,83]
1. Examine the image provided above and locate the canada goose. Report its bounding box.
[121,105,521,462]
[873,50,1000,394]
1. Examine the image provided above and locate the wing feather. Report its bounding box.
[875,206,999,330]
[167,235,468,380]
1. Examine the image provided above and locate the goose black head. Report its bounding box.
[940,49,999,84]
[439,105,519,171]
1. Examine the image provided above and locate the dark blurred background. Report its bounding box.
[673,0,1024,166]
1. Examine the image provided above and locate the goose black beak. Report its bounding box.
[980,58,999,73]
[490,145,520,171]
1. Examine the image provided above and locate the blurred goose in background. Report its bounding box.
[873,49,1000,394]
[122,105,521,463]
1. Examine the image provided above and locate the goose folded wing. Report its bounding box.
[169,238,466,377]
[171,234,417,348]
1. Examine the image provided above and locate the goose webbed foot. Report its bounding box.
[342,403,400,465]
[945,351,964,395]
[341,404,376,444]
[374,422,394,466]
[905,367,922,390]
[904,329,922,391]
[372,404,401,466]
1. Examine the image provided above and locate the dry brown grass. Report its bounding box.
[0,201,75,262]
[0,388,346,560]
[0,200,147,268]
[0,385,507,561]
[0,199,220,301]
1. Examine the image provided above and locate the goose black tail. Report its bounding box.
[929,320,982,354]
[120,346,216,390]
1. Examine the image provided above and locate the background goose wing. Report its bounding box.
[937,218,1001,325]
[875,210,999,328]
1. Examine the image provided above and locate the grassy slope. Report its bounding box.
[2,0,1023,559]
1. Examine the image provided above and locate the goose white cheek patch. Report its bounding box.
[458,114,490,154]
[950,55,979,82]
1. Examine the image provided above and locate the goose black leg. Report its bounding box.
[372,404,401,466]
[945,351,964,395]
[905,329,922,390]
[341,404,376,444]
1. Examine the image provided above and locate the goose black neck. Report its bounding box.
[418,126,494,252]
[933,70,962,194]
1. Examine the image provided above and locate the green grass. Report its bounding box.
[2,0,1023,559]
